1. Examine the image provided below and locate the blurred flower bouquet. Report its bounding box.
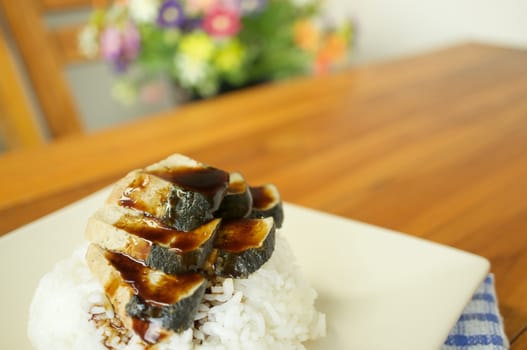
[80,0,353,104]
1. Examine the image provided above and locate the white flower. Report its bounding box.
[174,54,208,87]
[78,25,99,58]
[129,0,160,23]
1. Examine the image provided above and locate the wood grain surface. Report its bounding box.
[39,0,97,11]
[0,30,44,149]
[50,25,90,64]
[0,0,83,138]
[0,43,526,344]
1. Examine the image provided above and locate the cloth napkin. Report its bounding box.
[443,274,509,350]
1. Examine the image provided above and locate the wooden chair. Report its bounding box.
[0,29,45,149]
[0,0,105,149]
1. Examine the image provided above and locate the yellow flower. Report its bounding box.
[294,19,320,53]
[179,31,215,61]
[213,39,245,73]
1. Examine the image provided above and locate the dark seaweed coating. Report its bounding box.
[249,202,284,229]
[148,166,229,213]
[213,224,276,278]
[163,189,214,231]
[215,188,253,219]
[248,186,284,228]
[126,281,206,332]
[146,228,216,274]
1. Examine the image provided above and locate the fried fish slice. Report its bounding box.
[86,244,206,343]
[249,184,284,228]
[146,154,229,231]
[211,217,275,278]
[215,172,253,219]
[108,155,229,232]
[85,206,221,274]
[83,154,289,347]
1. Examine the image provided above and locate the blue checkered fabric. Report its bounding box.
[443,274,509,350]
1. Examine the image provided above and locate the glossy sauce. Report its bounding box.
[104,250,205,306]
[227,173,247,194]
[119,173,152,212]
[105,276,120,300]
[250,185,277,210]
[148,166,229,211]
[215,219,270,253]
[114,215,174,244]
[132,318,167,345]
[113,216,219,252]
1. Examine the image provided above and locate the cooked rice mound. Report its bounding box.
[28,234,325,350]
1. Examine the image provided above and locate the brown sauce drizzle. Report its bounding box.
[119,173,152,212]
[250,185,277,210]
[147,166,229,211]
[124,239,151,262]
[215,219,269,253]
[114,216,175,245]
[113,216,219,252]
[105,276,120,300]
[104,250,205,306]
[227,174,246,194]
[132,318,168,345]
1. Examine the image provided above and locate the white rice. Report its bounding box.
[28,234,326,350]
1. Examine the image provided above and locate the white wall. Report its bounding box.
[326,0,527,63]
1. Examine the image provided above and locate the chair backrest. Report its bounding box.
[0,0,103,142]
[0,29,45,149]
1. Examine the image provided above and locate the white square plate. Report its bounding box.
[0,189,489,349]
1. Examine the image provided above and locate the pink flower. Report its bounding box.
[202,6,241,37]
[100,27,122,61]
[121,22,141,60]
[100,22,140,72]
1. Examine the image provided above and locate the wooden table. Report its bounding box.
[1,43,526,346]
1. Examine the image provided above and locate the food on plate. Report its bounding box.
[249,184,284,228]
[212,217,276,278]
[86,244,206,338]
[85,206,221,274]
[115,156,230,232]
[28,154,326,349]
[214,172,253,219]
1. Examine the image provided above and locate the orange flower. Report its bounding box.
[294,20,320,53]
[313,33,350,75]
[318,33,348,65]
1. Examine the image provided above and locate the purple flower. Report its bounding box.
[100,22,141,72]
[157,0,186,28]
[122,22,141,60]
[100,27,122,61]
